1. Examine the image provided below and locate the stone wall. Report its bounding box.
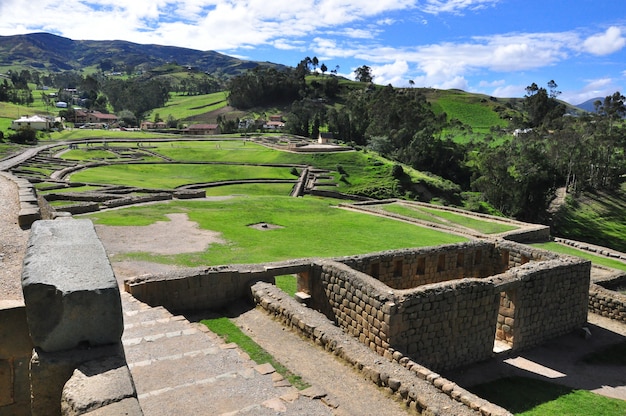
[588,283,626,324]
[497,259,591,350]
[251,281,511,416]
[339,241,503,289]
[0,301,32,416]
[124,260,311,312]
[21,219,141,416]
[301,242,590,371]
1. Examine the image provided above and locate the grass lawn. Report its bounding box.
[531,242,626,272]
[469,376,626,416]
[201,316,309,389]
[84,196,467,266]
[552,185,626,253]
[381,203,518,234]
[146,91,228,121]
[205,183,296,196]
[70,163,295,189]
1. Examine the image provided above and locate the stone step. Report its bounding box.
[129,348,251,398]
[123,316,193,340]
[119,294,333,416]
[123,306,173,323]
[123,328,213,364]
[136,368,296,416]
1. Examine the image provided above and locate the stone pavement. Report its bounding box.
[120,292,334,416]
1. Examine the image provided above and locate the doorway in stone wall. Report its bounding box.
[494,289,517,353]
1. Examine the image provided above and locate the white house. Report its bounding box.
[11,115,52,131]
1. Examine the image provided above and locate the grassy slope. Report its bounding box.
[551,183,626,253]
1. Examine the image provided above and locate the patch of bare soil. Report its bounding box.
[95,213,225,256]
[95,212,227,283]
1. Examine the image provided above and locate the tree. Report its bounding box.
[354,65,373,83]
[523,81,565,128]
[312,56,319,71]
[320,63,328,75]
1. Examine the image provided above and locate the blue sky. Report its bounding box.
[0,0,624,104]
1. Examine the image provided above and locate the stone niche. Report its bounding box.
[301,240,591,371]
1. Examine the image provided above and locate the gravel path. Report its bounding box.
[0,173,29,302]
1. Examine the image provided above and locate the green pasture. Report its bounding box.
[70,163,295,189]
[530,242,626,272]
[470,376,626,416]
[381,203,518,235]
[146,91,228,121]
[62,139,456,199]
[205,183,295,196]
[84,196,467,266]
[552,185,626,253]
[425,89,507,134]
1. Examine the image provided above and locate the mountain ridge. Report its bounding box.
[0,32,284,75]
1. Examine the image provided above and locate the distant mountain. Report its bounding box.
[0,32,285,76]
[575,97,602,113]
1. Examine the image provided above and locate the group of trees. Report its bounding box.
[471,85,625,221]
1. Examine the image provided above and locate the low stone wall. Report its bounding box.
[343,199,551,242]
[588,283,626,324]
[124,260,312,312]
[0,301,32,416]
[251,281,511,416]
[22,219,141,416]
[0,172,41,229]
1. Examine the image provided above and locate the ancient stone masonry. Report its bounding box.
[126,240,591,373]
[21,219,141,416]
[589,283,626,324]
[300,241,590,372]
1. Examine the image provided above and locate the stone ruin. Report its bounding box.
[126,239,591,372]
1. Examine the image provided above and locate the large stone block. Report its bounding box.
[22,220,123,352]
[0,301,32,358]
[61,356,138,415]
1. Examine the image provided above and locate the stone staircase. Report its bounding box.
[120,292,333,416]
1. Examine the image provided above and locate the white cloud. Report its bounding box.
[582,26,626,56]
[420,0,501,15]
[560,78,622,105]
[368,60,410,85]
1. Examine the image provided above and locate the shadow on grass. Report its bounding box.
[469,376,573,414]
[469,376,626,415]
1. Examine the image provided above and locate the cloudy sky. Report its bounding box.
[0,0,624,104]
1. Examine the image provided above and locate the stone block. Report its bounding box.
[22,220,123,352]
[29,344,124,416]
[83,398,143,415]
[0,301,32,358]
[61,356,137,415]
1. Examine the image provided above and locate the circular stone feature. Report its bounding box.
[248,222,284,231]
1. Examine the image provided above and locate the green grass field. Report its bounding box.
[530,241,626,272]
[70,163,295,188]
[470,377,626,416]
[146,91,229,121]
[552,185,626,253]
[84,196,467,266]
[381,203,518,234]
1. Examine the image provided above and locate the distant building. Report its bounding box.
[263,115,285,130]
[318,132,334,144]
[140,121,167,130]
[186,124,221,135]
[55,101,68,108]
[73,110,118,126]
[11,115,52,131]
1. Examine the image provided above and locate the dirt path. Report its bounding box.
[0,173,29,301]
[228,303,413,416]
